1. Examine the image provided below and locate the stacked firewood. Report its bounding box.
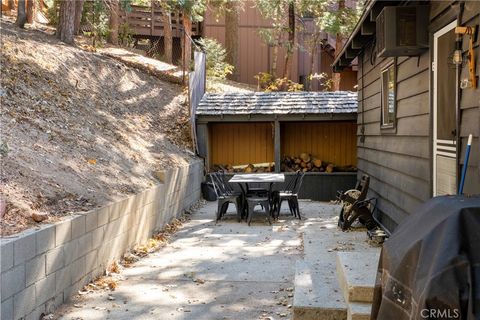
[282,153,356,173]
[212,163,275,173]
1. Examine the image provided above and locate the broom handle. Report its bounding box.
[458,134,473,195]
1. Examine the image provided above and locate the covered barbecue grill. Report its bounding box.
[371,195,480,319]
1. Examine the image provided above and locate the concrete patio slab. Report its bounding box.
[348,302,372,320]
[336,251,380,303]
[54,200,379,320]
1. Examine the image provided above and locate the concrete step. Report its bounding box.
[348,302,372,320]
[293,260,347,320]
[336,251,380,303]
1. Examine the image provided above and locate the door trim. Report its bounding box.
[433,20,457,196]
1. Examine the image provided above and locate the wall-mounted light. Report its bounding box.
[454,26,477,89]
[452,40,463,65]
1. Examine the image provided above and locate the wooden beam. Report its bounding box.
[333,65,344,73]
[274,120,281,173]
[370,3,385,22]
[339,56,350,67]
[345,48,360,59]
[361,20,375,35]
[352,35,370,49]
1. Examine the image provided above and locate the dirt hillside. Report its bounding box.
[0,19,197,236]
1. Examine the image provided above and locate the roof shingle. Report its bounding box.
[196,91,358,116]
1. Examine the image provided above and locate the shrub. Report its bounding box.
[196,38,234,80]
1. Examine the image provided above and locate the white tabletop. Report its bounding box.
[229,173,285,183]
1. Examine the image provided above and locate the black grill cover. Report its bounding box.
[371,196,480,320]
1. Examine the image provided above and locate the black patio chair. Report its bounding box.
[272,171,305,220]
[210,172,243,223]
[246,196,272,226]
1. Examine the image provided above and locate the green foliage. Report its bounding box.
[254,72,304,92]
[45,0,59,26]
[159,0,206,22]
[299,0,364,37]
[197,38,234,79]
[82,0,111,47]
[118,22,134,46]
[256,0,289,46]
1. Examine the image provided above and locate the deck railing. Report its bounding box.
[120,4,201,38]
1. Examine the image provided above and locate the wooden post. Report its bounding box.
[150,1,154,36]
[274,120,281,173]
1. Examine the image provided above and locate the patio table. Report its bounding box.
[229,173,285,219]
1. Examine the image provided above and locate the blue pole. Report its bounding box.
[458,134,473,194]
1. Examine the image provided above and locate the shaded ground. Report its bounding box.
[54,200,374,320]
[0,19,196,235]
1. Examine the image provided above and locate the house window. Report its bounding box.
[381,61,396,128]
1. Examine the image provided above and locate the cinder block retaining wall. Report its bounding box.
[0,160,203,320]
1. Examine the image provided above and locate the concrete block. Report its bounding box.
[85,249,97,271]
[336,251,379,303]
[13,285,36,319]
[348,302,372,320]
[54,293,64,309]
[55,266,72,294]
[1,297,13,320]
[97,206,110,226]
[77,233,92,258]
[25,304,45,320]
[1,264,25,301]
[293,260,346,320]
[1,240,14,272]
[109,205,121,222]
[35,273,55,306]
[13,232,36,266]
[63,279,83,302]
[64,239,79,265]
[46,246,64,275]
[36,225,55,255]
[71,215,86,240]
[25,254,46,286]
[55,220,71,247]
[85,210,98,232]
[91,226,105,248]
[71,256,86,283]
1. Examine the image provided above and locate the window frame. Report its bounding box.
[380,59,397,131]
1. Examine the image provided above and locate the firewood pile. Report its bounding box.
[282,153,356,173]
[211,162,275,173]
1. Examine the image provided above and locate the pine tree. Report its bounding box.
[57,0,76,44]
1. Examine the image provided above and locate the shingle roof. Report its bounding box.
[196,91,358,116]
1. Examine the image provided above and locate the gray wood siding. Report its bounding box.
[356,1,480,231]
[457,1,480,194]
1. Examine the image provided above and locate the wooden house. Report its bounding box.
[195,91,359,200]
[332,0,479,232]
[203,2,358,90]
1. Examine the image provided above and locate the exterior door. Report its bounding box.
[433,21,457,196]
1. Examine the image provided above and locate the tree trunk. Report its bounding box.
[332,0,345,91]
[282,1,295,80]
[270,31,282,79]
[16,0,27,28]
[182,12,192,72]
[8,0,15,12]
[73,0,84,35]
[306,32,321,91]
[163,10,173,64]
[26,0,34,23]
[56,0,76,44]
[107,0,119,44]
[225,0,239,81]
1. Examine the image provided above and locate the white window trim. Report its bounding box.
[380,59,397,130]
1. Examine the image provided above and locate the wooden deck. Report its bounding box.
[120,4,201,38]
